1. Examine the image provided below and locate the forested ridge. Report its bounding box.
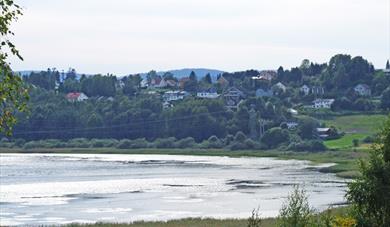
[2,54,390,150]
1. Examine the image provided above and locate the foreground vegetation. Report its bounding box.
[58,207,350,227]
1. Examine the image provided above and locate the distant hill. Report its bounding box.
[18,68,225,81]
[140,68,225,81]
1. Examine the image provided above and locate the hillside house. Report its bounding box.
[163,101,173,109]
[312,99,335,109]
[286,122,299,129]
[255,88,273,97]
[163,91,188,102]
[288,108,298,115]
[223,87,245,110]
[140,79,148,88]
[354,84,371,96]
[272,82,287,95]
[252,70,277,81]
[311,86,325,95]
[155,78,168,88]
[66,92,88,102]
[166,80,177,87]
[197,87,219,99]
[150,77,162,87]
[300,85,310,95]
[316,128,332,139]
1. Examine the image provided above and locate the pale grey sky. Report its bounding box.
[9,0,390,75]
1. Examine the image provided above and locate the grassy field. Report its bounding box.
[63,218,275,227]
[322,114,387,150]
[0,147,366,178]
[59,207,350,227]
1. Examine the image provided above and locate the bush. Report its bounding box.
[91,139,105,148]
[153,137,176,148]
[23,141,42,149]
[244,138,256,149]
[131,138,148,148]
[248,207,262,227]
[234,131,247,143]
[362,135,374,143]
[288,140,327,152]
[207,135,223,148]
[14,138,26,147]
[278,185,314,227]
[116,139,132,149]
[68,138,91,148]
[224,134,234,146]
[175,137,195,148]
[229,142,247,151]
[261,127,290,149]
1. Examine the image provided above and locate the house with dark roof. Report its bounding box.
[354,84,371,96]
[197,87,219,99]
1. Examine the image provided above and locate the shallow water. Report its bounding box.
[0,153,347,225]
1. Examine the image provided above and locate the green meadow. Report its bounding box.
[322,114,387,150]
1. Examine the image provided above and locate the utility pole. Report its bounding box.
[259,118,266,140]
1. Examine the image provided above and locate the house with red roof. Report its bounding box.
[66,92,88,102]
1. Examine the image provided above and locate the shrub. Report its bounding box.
[116,139,132,149]
[234,131,247,143]
[229,142,247,151]
[332,216,356,227]
[14,138,26,147]
[278,185,314,227]
[244,138,256,149]
[362,135,374,143]
[23,141,42,149]
[261,127,290,149]
[67,138,91,148]
[288,140,326,152]
[131,138,148,148]
[247,207,262,227]
[175,137,195,148]
[153,137,176,148]
[207,135,223,148]
[91,139,105,148]
[224,134,234,146]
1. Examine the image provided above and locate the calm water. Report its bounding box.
[0,153,346,225]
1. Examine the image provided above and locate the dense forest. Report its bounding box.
[3,54,390,150]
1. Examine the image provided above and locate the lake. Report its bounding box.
[0,153,346,225]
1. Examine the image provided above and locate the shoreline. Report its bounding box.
[0,147,365,179]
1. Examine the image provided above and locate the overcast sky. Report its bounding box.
[9,0,390,75]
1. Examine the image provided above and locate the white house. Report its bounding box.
[286,122,299,129]
[300,85,310,95]
[273,82,287,92]
[288,108,298,115]
[311,86,325,95]
[140,78,149,88]
[312,99,335,109]
[252,70,277,81]
[163,91,188,102]
[66,92,88,102]
[197,88,219,99]
[354,84,371,96]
